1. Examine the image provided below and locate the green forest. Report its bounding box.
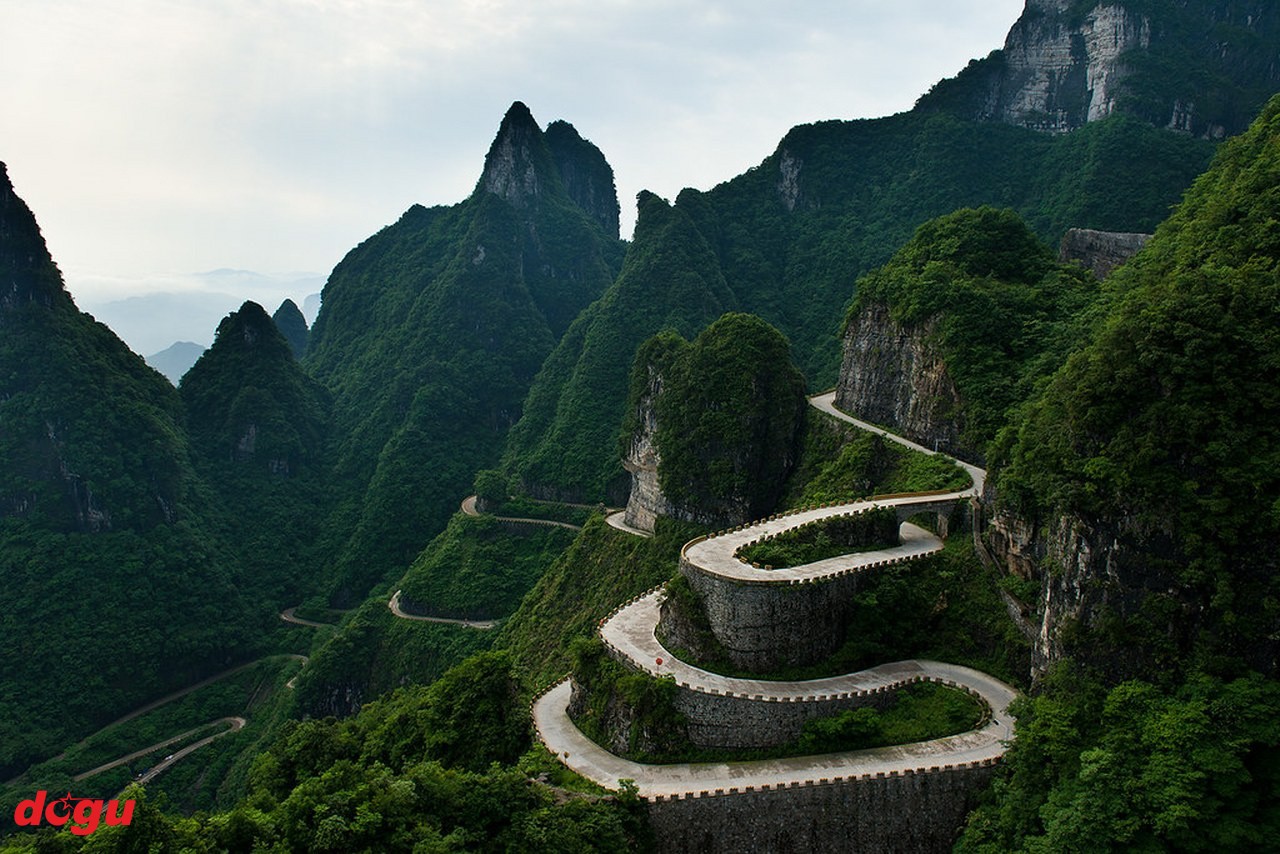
[3,1,1280,849]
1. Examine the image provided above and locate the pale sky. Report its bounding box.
[0,1,1024,348]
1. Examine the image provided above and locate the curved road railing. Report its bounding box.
[533,393,1017,798]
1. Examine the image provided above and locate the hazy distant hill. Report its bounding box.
[73,270,324,355]
[146,340,206,384]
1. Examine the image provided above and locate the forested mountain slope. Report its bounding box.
[956,93,1280,852]
[303,102,624,602]
[0,163,257,777]
[506,111,1213,504]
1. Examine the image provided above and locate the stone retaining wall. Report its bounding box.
[677,555,902,670]
[645,760,999,853]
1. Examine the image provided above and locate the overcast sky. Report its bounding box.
[1,0,1024,313]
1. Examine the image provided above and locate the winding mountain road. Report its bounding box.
[279,607,335,628]
[5,655,307,788]
[533,392,1017,798]
[388,589,499,629]
[73,717,245,783]
[460,495,584,531]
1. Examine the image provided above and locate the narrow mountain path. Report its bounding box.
[5,655,306,786]
[387,589,499,629]
[73,717,245,783]
[604,509,654,538]
[533,393,1017,798]
[279,607,335,628]
[460,495,584,531]
[113,717,248,796]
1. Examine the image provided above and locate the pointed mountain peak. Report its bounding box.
[545,120,621,239]
[212,301,293,357]
[1,162,69,312]
[272,298,309,359]
[476,101,562,207]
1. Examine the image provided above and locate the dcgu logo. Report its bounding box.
[13,791,135,836]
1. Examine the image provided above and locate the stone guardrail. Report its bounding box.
[532,393,1016,815]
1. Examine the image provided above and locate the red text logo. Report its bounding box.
[13,791,135,837]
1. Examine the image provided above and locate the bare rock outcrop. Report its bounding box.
[834,302,968,461]
[1058,228,1151,278]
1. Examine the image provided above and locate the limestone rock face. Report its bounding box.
[478,101,550,207]
[923,1,1280,139]
[994,3,1151,132]
[834,302,968,460]
[1058,227,1151,278]
[622,362,678,534]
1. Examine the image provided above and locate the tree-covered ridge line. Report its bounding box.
[501,111,1214,506]
[301,103,625,605]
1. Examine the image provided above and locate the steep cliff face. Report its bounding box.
[920,0,1280,139]
[620,314,806,530]
[545,119,621,240]
[994,1,1153,132]
[983,504,1199,679]
[834,302,966,459]
[621,356,679,533]
[833,208,1092,463]
[1058,227,1151,277]
[989,95,1280,681]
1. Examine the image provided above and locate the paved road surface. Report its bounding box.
[533,393,1017,798]
[460,495,583,531]
[388,589,499,629]
[74,717,245,783]
[604,510,654,538]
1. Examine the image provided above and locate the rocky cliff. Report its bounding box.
[985,95,1280,682]
[621,352,679,533]
[834,302,966,460]
[619,314,806,530]
[1058,227,1151,277]
[919,0,1280,139]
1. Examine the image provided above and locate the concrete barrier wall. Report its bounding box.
[678,556,887,670]
[645,761,999,853]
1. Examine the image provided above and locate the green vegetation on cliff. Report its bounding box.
[0,653,647,852]
[961,94,1280,851]
[304,102,623,604]
[502,111,1211,506]
[617,313,806,525]
[502,191,736,503]
[850,206,1099,451]
[397,513,577,621]
[995,93,1280,667]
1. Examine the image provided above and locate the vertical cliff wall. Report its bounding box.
[834,302,967,460]
[919,0,1280,139]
